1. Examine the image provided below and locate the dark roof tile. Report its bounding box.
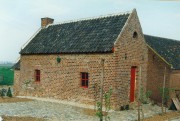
[12,60,20,70]
[19,12,180,70]
[20,13,130,54]
[144,35,180,69]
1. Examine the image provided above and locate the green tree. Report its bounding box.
[104,88,113,121]
[96,87,113,121]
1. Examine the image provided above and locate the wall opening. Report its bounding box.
[133,32,138,39]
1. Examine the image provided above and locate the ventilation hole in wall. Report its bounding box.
[133,32,138,39]
[125,53,127,60]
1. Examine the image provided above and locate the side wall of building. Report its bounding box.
[170,70,180,100]
[13,70,20,96]
[170,70,180,90]
[17,53,118,108]
[147,48,171,103]
[113,9,148,108]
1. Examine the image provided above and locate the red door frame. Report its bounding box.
[130,66,136,102]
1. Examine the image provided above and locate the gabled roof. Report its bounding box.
[20,13,130,54]
[144,35,180,69]
[19,11,180,70]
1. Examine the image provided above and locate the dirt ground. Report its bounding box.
[0,97,33,103]
[82,108,180,121]
[143,111,180,121]
[1,115,45,121]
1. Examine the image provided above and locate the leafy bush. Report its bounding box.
[140,88,152,104]
[0,89,7,98]
[159,87,174,105]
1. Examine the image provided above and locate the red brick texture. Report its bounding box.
[147,48,171,103]
[113,9,148,109]
[170,70,180,90]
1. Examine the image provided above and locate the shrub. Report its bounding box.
[140,88,152,104]
[7,87,12,97]
[0,89,7,98]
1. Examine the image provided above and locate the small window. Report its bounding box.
[133,32,138,38]
[81,72,88,88]
[35,70,40,82]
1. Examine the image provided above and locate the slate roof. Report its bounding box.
[20,13,130,54]
[19,12,180,70]
[12,60,20,70]
[144,35,180,69]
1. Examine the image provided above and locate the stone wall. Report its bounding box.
[170,70,180,100]
[18,53,118,108]
[147,48,171,103]
[13,70,20,96]
[170,70,180,90]
[113,9,148,108]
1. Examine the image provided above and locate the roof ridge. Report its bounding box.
[144,34,180,42]
[47,10,132,28]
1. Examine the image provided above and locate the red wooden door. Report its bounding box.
[130,67,136,102]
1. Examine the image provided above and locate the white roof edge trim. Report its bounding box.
[46,10,132,27]
[114,9,134,45]
[21,27,42,50]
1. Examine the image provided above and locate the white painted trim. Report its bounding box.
[15,57,20,63]
[21,27,42,50]
[114,9,135,45]
[47,11,131,27]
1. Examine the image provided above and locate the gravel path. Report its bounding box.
[0,97,175,121]
[0,100,98,121]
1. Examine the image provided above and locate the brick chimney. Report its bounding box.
[41,17,54,27]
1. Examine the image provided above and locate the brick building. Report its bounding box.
[13,9,180,110]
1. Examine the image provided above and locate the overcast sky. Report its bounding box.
[0,0,180,62]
